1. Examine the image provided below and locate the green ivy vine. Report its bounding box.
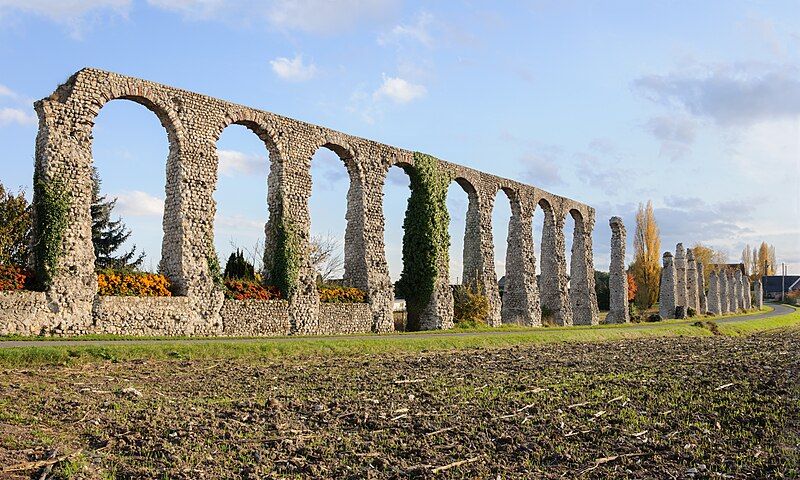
[265,213,300,299]
[31,170,71,291]
[395,152,451,330]
[206,247,223,289]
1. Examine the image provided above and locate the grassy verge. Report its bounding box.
[0,306,796,367]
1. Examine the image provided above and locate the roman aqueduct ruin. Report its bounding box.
[0,68,599,336]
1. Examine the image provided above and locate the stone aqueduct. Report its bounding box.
[0,68,599,336]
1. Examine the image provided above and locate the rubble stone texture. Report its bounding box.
[732,271,742,312]
[697,263,707,313]
[754,279,764,309]
[659,252,676,319]
[743,276,752,310]
[707,271,721,315]
[606,216,628,324]
[2,68,596,336]
[686,249,700,313]
[719,270,730,314]
[674,243,688,308]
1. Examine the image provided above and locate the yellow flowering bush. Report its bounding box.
[97,270,172,297]
[318,285,367,303]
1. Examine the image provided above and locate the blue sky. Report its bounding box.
[0,0,798,279]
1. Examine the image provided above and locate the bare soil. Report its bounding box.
[1,329,799,479]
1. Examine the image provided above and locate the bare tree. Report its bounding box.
[310,232,344,282]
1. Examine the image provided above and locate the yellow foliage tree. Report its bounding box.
[629,201,661,309]
[754,242,776,277]
[692,243,728,284]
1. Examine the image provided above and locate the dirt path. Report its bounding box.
[0,303,793,349]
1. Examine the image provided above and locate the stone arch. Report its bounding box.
[84,93,185,288]
[307,139,367,291]
[212,115,279,281]
[535,197,572,325]
[450,176,479,285]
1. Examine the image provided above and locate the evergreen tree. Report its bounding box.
[224,249,255,280]
[91,167,145,271]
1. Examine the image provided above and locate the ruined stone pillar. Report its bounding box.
[501,199,541,326]
[353,149,395,332]
[686,249,700,313]
[719,270,730,314]
[754,279,764,309]
[539,201,572,325]
[732,271,741,312]
[707,271,721,315]
[569,211,599,326]
[674,243,688,307]
[606,216,629,324]
[743,276,752,310]
[697,263,707,313]
[462,188,501,327]
[659,252,676,319]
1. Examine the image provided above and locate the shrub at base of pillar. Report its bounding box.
[659,252,676,319]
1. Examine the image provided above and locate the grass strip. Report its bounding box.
[0,307,797,367]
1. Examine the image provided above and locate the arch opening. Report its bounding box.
[213,123,274,280]
[90,98,175,275]
[446,178,474,285]
[382,163,413,330]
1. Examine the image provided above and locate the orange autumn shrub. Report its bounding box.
[0,265,30,291]
[318,285,367,303]
[224,279,281,301]
[97,271,172,297]
[627,273,638,302]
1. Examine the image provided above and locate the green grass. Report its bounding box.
[0,306,796,367]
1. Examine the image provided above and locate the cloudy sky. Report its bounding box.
[0,0,798,279]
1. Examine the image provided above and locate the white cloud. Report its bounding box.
[643,115,697,160]
[0,0,131,37]
[269,55,317,82]
[218,149,267,176]
[634,62,800,126]
[373,75,426,104]
[215,214,263,231]
[114,191,164,217]
[379,11,434,47]
[145,0,224,18]
[0,107,36,126]
[0,84,15,97]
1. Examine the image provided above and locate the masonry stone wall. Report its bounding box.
[659,252,676,319]
[719,271,730,314]
[221,300,291,336]
[6,68,597,337]
[707,271,721,315]
[606,217,628,324]
[697,263,707,313]
[686,250,700,312]
[0,291,53,336]
[674,244,687,308]
[754,279,764,309]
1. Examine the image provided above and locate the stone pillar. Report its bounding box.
[659,252,676,319]
[743,276,752,310]
[356,149,395,332]
[674,243,688,308]
[606,216,629,323]
[719,270,730,314]
[754,278,764,309]
[686,249,700,313]
[500,199,541,326]
[462,188,501,327]
[569,211,599,326]
[731,271,741,312]
[538,201,572,325]
[697,263,707,313]
[707,271,721,315]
